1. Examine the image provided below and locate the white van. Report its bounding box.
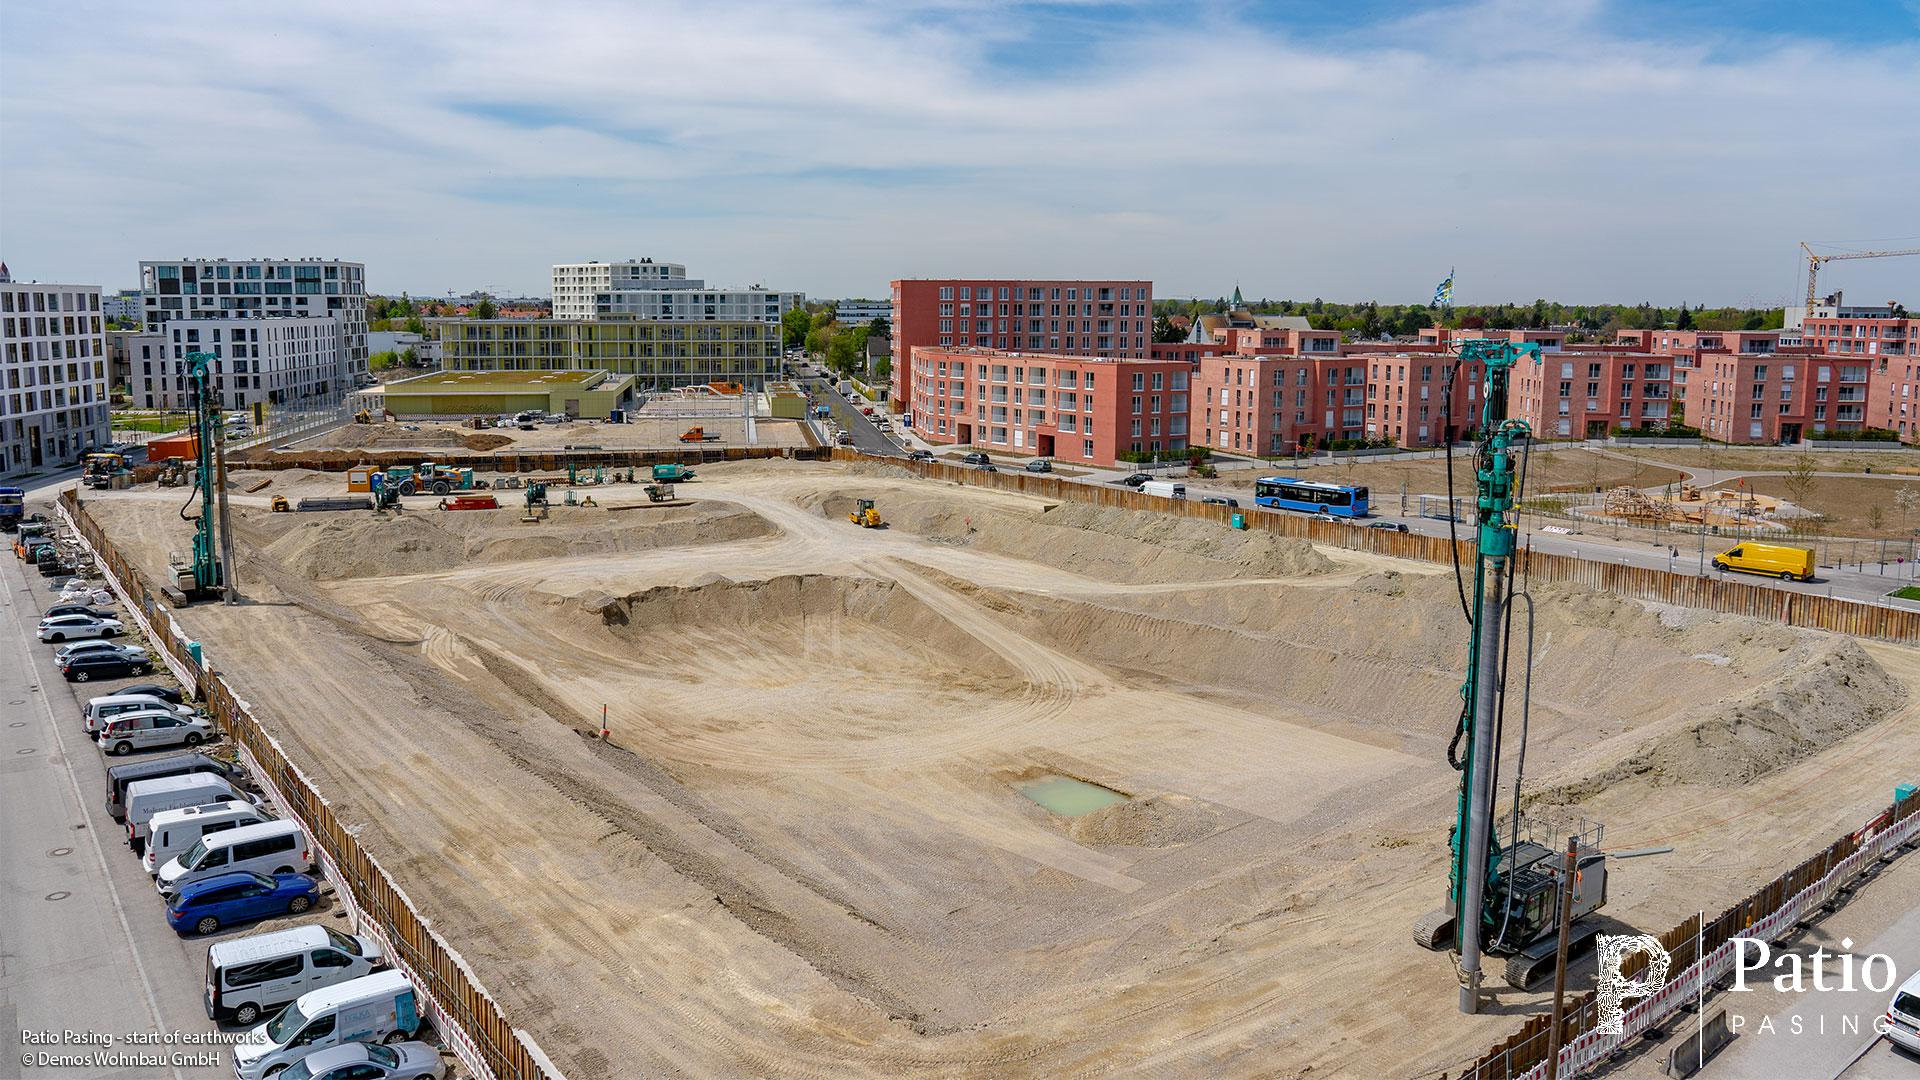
[205,925,386,1026]
[157,820,309,897]
[1885,970,1920,1053]
[231,969,422,1079]
[1140,480,1187,500]
[123,773,248,854]
[144,800,270,875]
[84,692,196,735]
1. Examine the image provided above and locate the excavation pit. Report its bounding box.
[1016,774,1130,816]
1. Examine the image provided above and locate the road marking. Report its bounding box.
[4,557,186,1080]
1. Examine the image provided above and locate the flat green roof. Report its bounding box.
[396,369,605,388]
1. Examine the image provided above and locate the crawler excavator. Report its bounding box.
[1410,340,1610,1009]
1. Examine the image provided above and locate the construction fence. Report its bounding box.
[836,450,1920,644]
[1455,789,1920,1079]
[56,488,561,1080]
[229,444,833,474]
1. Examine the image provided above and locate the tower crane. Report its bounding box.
[1801,243,1920,309]
[1412,339,1610,1014]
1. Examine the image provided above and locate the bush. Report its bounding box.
[1611,423,1700,439]
[1325,437,1399,452]
[1117,446,1208,464]
[1807,427,1898,442]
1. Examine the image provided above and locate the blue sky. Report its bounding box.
[2,0,1916,305]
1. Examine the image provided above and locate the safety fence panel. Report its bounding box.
[57,488,562,1080]
[830,450,1920,644]
[1456,791,1920,1079]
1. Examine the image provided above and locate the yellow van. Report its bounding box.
[1712,541,1815,582]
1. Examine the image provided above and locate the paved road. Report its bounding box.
[799,374,901,456]
[1675,853,1920,1080]
[0,546,226,1078]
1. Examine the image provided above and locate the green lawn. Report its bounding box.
[111,414,189,433]
[1893,587,1920,601]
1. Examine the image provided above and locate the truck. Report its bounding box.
[0,486,23,531]
[81,452,126,490]
[652,463,696,483]
[383,462,474,496]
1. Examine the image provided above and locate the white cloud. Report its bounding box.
[1,0,1915,305]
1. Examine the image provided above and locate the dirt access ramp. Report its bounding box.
[72,460,1920,1078]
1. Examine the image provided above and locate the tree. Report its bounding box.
[1895,486,1920,534]
[470,295,497,320]
[1784,452,1818,511]
[404,315,426,336]
[1869,505,1886,533]
[401,346,419,367]
[1152,314,1185,343]
[872,355,892,381]
[867,316,891,337]
[369,350,401,370]
[1675,303,1695,330]
[782,306,812,350]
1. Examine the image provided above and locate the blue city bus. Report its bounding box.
[1252,477,1370,518]
[0,486,24,531]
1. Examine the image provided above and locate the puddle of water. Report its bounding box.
[1016,774,1129,817]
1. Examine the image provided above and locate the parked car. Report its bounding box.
[961,452,991,466]
[166,870,317,936]
[1024,459,1053,474]
[835,432,854,446]
[107,752,254,821]
[272,1042,445,1080]
[907,449,933,462]
[231,970,422,1080]
[1883,970,1920,1054]
[97,711,215,755]
[158,820,311,896]
[1110,473,1151,488]
[124,772,249,852]
[56,638,148,663]
[62,650,154,682]
[39,613,123,643]
[205,924,386,1025]
[1199,496,1239,508]
[84,691,196,735]
[145,800,271,875]
[115,682,185,706]
[43,603,117,621]
[1366,521,1410,533]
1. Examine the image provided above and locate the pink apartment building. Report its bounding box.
[1687,352,1866,443]
[1511,351,1676,440]
[907,347,1191,465]
[890,279,1152,414]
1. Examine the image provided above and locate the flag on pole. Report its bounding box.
[1433,268,1455,306]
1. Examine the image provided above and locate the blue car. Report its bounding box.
[166,871,318,936]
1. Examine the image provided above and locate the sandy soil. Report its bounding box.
[1615,446,1920,475]
[1711,474,1920,539]
[71,461,1920,1079]
[1212,447,1685,498]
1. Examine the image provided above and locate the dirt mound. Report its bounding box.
[248,502,775,580]
[311,424,473,450]
[1065,793,1236,848]
[1547,636,1904,794]
[464,433,515,451]
[812,490,1332,583]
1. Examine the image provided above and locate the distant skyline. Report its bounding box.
[2,0,1916,306]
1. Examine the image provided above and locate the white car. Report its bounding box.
[55,639,147,662]
[1885,971,1920,1054]
[96,711,215,756]
[39,613,123,643]
[276,1043,445,1080]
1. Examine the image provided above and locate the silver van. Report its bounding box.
[96,710,216,756]
[231,970,421,1079]
[158,820,309,897]
[144,800,270,875]
[106,752,253,821]
[205,925,386,1026]
[123,773,248,853]
[84,692,196,735]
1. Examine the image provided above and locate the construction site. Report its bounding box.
[67,440,1920,1078]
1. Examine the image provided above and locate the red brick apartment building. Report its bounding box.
[1511,352,1676,440]
[889,279,1152,413]
[906,347,1190,465]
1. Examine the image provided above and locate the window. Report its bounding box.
[226,956,304,987]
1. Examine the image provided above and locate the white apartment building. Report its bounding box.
[0,276,112,476]
[138,258,370,399]
[552,259,689,320]
[141,317,340,412]
[835,299,892,327]
[552,258,800,324]
[103,289,144,324]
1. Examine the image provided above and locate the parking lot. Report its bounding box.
[0,525,454,1079]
